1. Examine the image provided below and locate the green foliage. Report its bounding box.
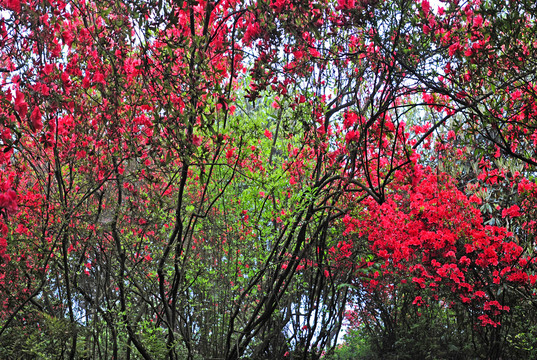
[0,312,85,360]
[328,328,374,360]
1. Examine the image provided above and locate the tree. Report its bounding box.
[1,0,537,359]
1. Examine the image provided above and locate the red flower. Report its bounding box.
[343,112,357,129]
[30,107,43,132]
[62,29,74,47]
[502,205,521,218]
[421,0,430,15]
[473,15,483,28]
[14,90,28,118]
[345,130,359,143]
[6,0,20,13]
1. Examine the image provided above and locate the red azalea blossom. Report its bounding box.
[30,106,43,131]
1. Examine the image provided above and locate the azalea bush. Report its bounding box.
[1,0,537,359]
